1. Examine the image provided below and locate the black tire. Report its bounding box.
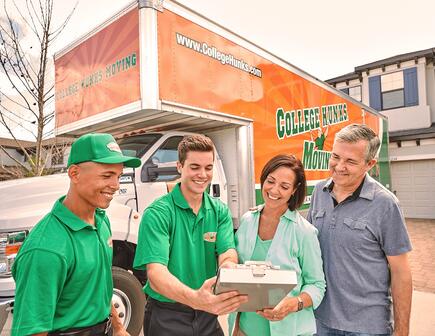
[112,266,146,336]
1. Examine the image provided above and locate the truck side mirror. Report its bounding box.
[141,162,157,182]
[148,165,159,182]
[141,162,180,182]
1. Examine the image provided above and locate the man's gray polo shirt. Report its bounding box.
[307,174,412,334]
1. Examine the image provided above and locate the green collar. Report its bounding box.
[171,183,212,211]
[52,196,104,231]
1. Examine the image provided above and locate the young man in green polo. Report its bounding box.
[134,134,247,336]
[11,133,140,336]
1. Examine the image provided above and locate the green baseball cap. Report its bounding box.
[67,133,141,168]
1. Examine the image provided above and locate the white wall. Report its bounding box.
[389,142,435,161]
[425,63,435,123]
[382,105,431,132]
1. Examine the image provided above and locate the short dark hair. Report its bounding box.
[178,134,215,165]
[260,154,306,211]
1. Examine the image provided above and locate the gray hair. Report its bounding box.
[334,124,380,162]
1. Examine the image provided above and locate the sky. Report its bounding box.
[1,0,435,140]
[52,0,435,80]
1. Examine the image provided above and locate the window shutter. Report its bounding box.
[340,88,349,94]
[404,67,418,106]
[369,76,382,111]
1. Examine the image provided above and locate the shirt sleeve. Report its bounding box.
[11,249,67,336]
[298,228,326,309]
[133,203,171,270]
[379,198,412,256]
[216,203,236,255]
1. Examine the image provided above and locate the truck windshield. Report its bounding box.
[117,134,162,158]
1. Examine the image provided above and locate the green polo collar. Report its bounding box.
[171,183,212,211]
[52,196,103,231]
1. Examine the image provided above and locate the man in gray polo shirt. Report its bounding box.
[308,124,412,336]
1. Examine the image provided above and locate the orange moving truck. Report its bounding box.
[0,0,390,335]
[54,0,391,214]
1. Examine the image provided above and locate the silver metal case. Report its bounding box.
[214,261,297,312]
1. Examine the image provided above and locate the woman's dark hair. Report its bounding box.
[260,154,306,211]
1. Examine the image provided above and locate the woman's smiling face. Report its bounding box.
[262,166,297,210]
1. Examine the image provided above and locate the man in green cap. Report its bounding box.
[11,133,141,336]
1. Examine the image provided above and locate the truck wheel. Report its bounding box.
[112,266,146,336]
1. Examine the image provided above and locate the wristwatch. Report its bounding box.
[296,296,304,311]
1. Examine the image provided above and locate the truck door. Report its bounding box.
[136,135,226,214]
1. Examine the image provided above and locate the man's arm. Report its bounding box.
[387,253,412,336]
[147,263,246,315]
[218,248,238,268]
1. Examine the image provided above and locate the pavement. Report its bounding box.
[2,218,434,335]
[406,218,435,293]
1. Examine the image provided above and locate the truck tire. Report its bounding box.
[112,266,146,336]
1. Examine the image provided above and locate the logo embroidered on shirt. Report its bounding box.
[107,237,113,248]
[203,232,217,242]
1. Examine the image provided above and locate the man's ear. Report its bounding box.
[367,158,377,171]
[176,161,182,174]
[68,165,80,183]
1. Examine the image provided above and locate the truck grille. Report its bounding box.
[0,234,7,274]
[0,231,27,276]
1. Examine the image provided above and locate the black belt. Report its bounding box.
[48,318,112,336]
[145,297,223,336]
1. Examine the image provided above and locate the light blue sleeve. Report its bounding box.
[298,228,326,309]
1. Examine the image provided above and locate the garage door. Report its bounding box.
[391,159,435,219]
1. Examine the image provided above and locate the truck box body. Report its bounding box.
[54,0,390,215]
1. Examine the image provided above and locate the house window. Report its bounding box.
[368,67,418,111]
[339,86,361,102]
[349,86,362,102]
[381,71,404,110]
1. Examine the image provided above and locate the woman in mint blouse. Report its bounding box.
[229,155,326,336]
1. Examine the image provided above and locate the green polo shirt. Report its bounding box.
[11,196,113,336]
[133,183,235,302]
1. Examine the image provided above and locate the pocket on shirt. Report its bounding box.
[338,217,368,248]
